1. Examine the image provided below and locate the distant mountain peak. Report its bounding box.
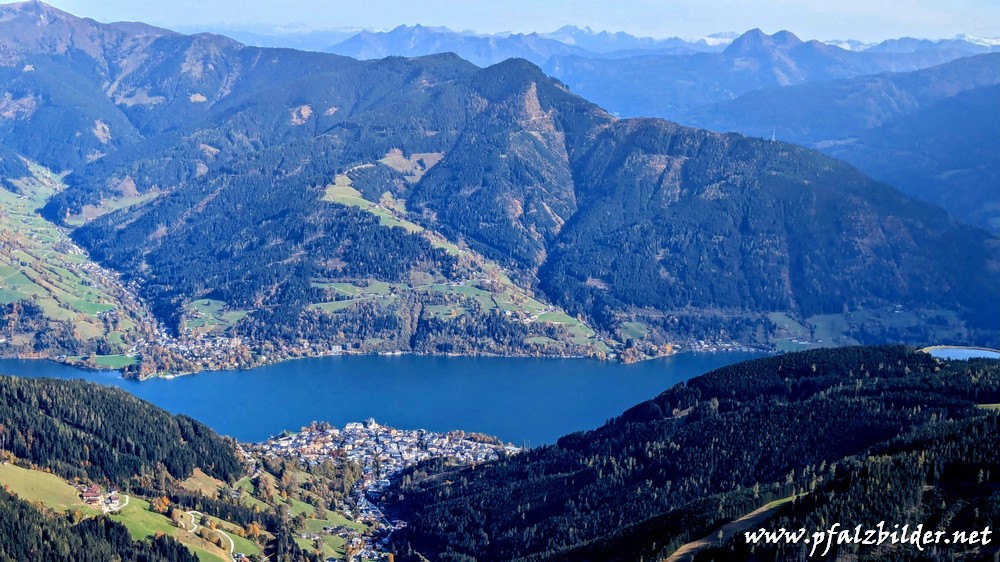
[0,0,76,21]
[552,25,596,35]
[723,28,807,55]
[771,30,803,47]
[724,28,773,54]
[955,33,1000,47]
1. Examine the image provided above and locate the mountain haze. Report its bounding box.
[682,53,1000,233]
[823,84,1000,234]
[543,29,980,121]
[327,24,594,67]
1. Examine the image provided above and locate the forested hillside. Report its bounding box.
[0,376,242,484]
[682,53,1000,233]
[385,346,1000,561]
[0,374,373,561]
[0,487,198,562]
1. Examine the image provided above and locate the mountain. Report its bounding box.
[326,27,982,121]
[543,29,981,121]
[682,53,1000,144]
[327,24,594,67]
[0,1,176,170]
[539,25,730,54]
[175,24,360,53]
[384,346,1000,561]
[824,38,874,51]
[1,3,999,371]
[825,84,1000,234]
[867,35,1000,54]
[681,53,1000,233]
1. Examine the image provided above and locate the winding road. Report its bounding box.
[184,510,235,555]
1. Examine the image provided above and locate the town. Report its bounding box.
[250,419,522,559]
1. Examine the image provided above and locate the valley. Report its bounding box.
[0,161,150,360]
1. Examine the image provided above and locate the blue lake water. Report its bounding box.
[0,352,762,445]
[927,347,1000,360]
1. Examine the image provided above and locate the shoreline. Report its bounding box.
[919,345,1000,354]
[0,344,767,382]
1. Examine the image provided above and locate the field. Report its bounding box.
[378,149,444,183]
[260,467,371,561]
[0,463,242,562]
[180,468,224,497]
[0,162,142,352]
[111,497,232,562]
[323,178,423,233]
[183,299,250,334]
[66,354,138,369]
[203,513,263,558]
[289,503,369,560]
[618,321,649,341]
[0,463,97,515]
[233,477,271,512]
[768,312,827,351]
[64,192,160,226]
[769,308,971,352]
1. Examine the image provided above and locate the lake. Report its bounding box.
[925,346,1000,360]
[0,352,762,445]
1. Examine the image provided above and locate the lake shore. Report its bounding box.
[0,351,765,445]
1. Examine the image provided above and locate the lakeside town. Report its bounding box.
[248,419,522,559]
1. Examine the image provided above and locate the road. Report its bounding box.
[185,510,235,555]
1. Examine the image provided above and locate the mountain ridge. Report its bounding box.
[0,3,998,374]
[681,53,1000,233]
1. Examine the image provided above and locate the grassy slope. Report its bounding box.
[0,161,143,355]
[0,463,238,562]
[179,468,224,497]
[320,177,605,351]
[0,463,98,515]
[110,498,231,562]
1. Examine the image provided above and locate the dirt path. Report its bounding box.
[186,510,235,554]
[663,495,801,562]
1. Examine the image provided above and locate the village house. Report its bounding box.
[81,484,102,505]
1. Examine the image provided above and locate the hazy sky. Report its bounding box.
[28,0,1000,41]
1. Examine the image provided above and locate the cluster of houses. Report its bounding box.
[78,484,121,512]
[257,419,521,560]
[260,418,520,486]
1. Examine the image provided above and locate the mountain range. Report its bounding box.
[227,22,1000,61]
[542,28,983,120]
[267,25,1000,123]
[0,1,998,374]
[321,24,1000,239]
[682,53,1000,233]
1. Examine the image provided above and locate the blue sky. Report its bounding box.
[30,0,1000,41]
